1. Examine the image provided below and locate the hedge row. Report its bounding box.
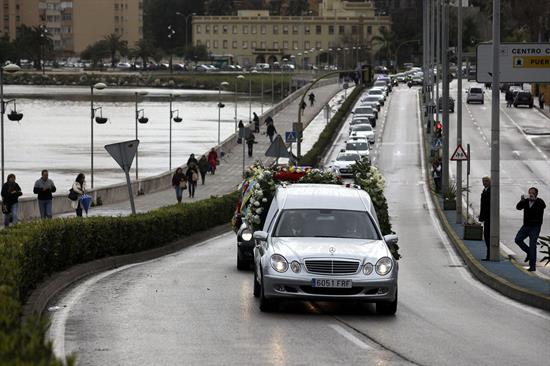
[0,191,238,365]
[299,83,366,167]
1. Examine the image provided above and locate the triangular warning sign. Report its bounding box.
[105,139,139,172]
[450,144,468,161]
[265,135,291,159]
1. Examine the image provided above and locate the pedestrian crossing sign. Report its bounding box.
[450,144,468,161]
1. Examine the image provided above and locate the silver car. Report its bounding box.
[253,184,399,314]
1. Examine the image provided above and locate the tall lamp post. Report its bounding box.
[248,72,252,123]
[0,64,22,183]
[39,24,48,75]
[235,74,244,131]
[167,25,176,74]
[176,12,196,58]
[169,93,183,171]
[90,82,107,188]
[218,81,229,145]
[134,91,149,180]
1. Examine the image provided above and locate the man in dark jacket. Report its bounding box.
[478,176,491,261]
[33,169,56,219]
[1,173,22,227]
[266,123,277,143]
[514,187,546,271]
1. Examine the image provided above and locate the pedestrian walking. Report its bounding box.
[246,133,256,157]
[264,115,274,128]
[69,173,86,217]
[478,176,491,261]
[253,112,260,133]
[431,159,442,193]
[237,120,245,143]
[198,155,209,184]
[266,122,277,143]
[187,153,198,167]
[186,163,199,198]
[207,148,218,175]
[33,169,56,219]
[308,92,316,106]
[539,93,545,110]
[1,174,22,227]
[505,90,513,107]
[300,100,307,115]
[171,167,186,203]
[514,187,546,272]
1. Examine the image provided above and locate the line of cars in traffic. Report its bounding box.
[328,74,393,178]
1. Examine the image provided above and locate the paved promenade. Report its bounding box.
[73,83,342,216]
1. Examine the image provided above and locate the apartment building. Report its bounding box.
[192,0,391,67]
[0,0,142,55]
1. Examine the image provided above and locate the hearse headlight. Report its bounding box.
[271,254,289,273]
[241,229,253,242]
[376,257,393,276]
[363,262,374,275]
[290,261,301,273]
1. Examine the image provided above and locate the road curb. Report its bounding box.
[418,94,550,312]
[23,223,232,319]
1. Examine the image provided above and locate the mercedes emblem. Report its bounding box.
[329,246,336,255]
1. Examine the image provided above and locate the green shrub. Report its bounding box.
[0,191,238,364]
[299,84,366,167]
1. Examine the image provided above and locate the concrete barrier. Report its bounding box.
[9,78,337,221]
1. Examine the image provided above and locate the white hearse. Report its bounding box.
[253,184,399,314]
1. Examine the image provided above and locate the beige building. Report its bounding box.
[192,0,391,67]
[0,0,143,55]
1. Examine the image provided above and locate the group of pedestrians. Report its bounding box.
[171,148,218,202]
[1,169,90,227]
[478,177,546,272]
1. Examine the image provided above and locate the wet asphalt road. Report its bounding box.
[48,86,550,366]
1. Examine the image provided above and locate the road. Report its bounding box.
[48,85,550,366]
[446,80,550,275]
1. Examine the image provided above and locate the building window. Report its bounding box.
[292,41,298,50]
[304,25,310,34]
[232,25,238,34]
[251,41,257,48]
[316,25,322,35]
[205,25,210,33]
[115,3,119,10]
[206,40,210,48]
[242,41,248,49]
[367,26,372,34]
[328,25,334,35]
[251,25,256,34]
[196,40,201,46]
[304,41,310,49]
[223,25,228,34]
[351,25,358,35]
[339,25,345,35]
[196,25,201,33]
[315,41,321,48]
[273,41,279,49]
[213,40,218,48]
[260,41,266,48]
[273,25,278,34]
[261,25,266,34]
[283,40,288,49]
[379,26,386,33]
[292,25,298,34]
[243,25,248,34]
[232,41,237,48]
[213,25,218,34]
[283,25,288,34]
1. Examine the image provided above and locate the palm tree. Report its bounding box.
[131,38,155,68]
[104,33,128,67]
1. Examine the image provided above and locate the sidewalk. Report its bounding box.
[420,97,550,311]
[71,82,342,216]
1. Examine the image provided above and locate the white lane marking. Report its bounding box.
[415,93,550,321]
[500,107,550,162]
[48,232,234,359]
[329,324,373,350]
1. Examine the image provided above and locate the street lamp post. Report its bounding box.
[39,24,48,75]
[90,82,107,189]
[456,0,464,224]
[0,64,22,183]
[248,73,252,123]
[176,12,197,59]
[260,74,264,114]
[235,74,244,131]
[167,25,176,74]
[271,67,274,106]
[169,93,183,171]
[218,81,229,145]
[134,91,149,180]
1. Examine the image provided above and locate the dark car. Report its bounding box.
[513,91,534,108]
[438,97,455,113]
[236,223,254,270]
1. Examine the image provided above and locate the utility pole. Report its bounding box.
[441,0,450,195]
[435,0,441,126]
[456,0,463,224]
[490,0,501,261]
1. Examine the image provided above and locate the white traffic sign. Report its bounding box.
[476,43,550,82]
[450,144,468,161]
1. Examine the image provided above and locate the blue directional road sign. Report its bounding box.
[285,131,297,143]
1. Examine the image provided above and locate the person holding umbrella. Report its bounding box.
[70,173,86,217]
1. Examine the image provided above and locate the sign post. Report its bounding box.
[239,127,251,177]
[105,140,139,215]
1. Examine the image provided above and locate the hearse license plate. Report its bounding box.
[311,279,352,288]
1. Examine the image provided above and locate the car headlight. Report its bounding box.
[363,262,373,275]
[241,229,253,242]
[290,261,301,273]
[270,254,289,273]
[376,257,393,276]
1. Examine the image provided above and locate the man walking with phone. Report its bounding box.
[514,187,546,272]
